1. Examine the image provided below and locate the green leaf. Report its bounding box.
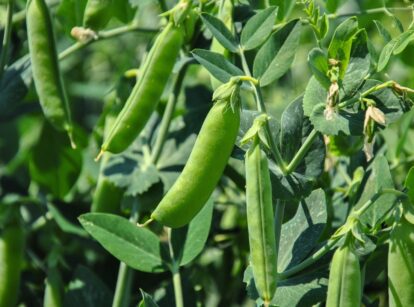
[79,213,170,273]
[270,0,296,20]
[404,167,414,203]
[63,265,112,307]
[241,6,278,50]
[303,76,326,117]
[341,30,371,99]
[57,0,87,35]
[374,20,392,43]
[308,48,330,89]
[328,17,359,79]
[201,13,239,53]
[139,289,159,307]
[29,122,82,199]
[112,0,137,23]
[244,266,328,306]
[253,19,302,87]
[278,189,327,272]
[326,0,346,13]
[355,156,396,227]
[192,49,244,83]
[378,29,414,71]
[171,197,214,266]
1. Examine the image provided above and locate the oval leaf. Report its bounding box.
[253,19,302,87]
[79,213,169,273]
[201,13,239,53]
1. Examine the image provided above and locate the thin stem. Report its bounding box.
[112,203,140,307]
[238,47,287,174]
[353,188,407,216]
[285,129,318,174]
[151,62,189,164]
[58,25,158,60]
[327,7,414,19]
[0,0,14,80]
[168,228,184,307]
[278,238,339,280]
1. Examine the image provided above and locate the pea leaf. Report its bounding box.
[378,29,414,71]
[139,289,159,307]
[355,156,396,227]
[278,189,327,272]
[308,48,330,89]
[326,0,347,13]
[63,265,113,307]
[200,13,239,53]
[47,203,87,237]
[253,19,302,87]
[328,17,359,79]
[244,266,328,306]
[270,0,296,20]
[29,122,82,199]
[192,49,244,83]
[374,20,392,43]
[171,197,214,266]
[241,6,278,50]
[79,213,170,273]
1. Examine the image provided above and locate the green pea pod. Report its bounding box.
[43,266,63,307]
[326,243,361,307]
[245,136,277,304]
[151,98,240,228]
[210,0,233,90]
[388,215,414,307]
[83,0,113,31]
[0,209,25,307]
[27,0,74,147]
[92,113,124,213]
[100,22,184,155]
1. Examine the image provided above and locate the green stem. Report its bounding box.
[151,61,189,164]
[0,0,14,80]
[285,129,318,174]
[353,188,407,216]
[112,203,140,307]
[278,238,339,280]
[168,228,184,307]
[327,7,414,19]
[59,25,158,60]
[239,47,287,174]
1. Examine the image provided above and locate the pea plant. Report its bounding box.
[1,0,414,306]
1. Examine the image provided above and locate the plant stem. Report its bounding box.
[353,188,407,216]
[285,129,318,174]
[0,0,14,80]
[168,228,184,307]
[151,61,189,164]
[58,25,159,60]
[112,203,140,307]
[239,47,288,174]
[278,238,339,280]
[327,7,414,19]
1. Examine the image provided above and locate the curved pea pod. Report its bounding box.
[92,114,124,213]
[388,215,414,307]
[100,22,184,155]
[326,243,361,307]
[83,0,113,31]
[26,0,74,146]
[150,98,240,228]
[245,137,277,304]
[0,210,25,307]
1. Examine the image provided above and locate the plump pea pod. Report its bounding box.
[26,0,74,146]
[83,0,113,31]
[245,136,277,305]
[388,215,414,307]
[43,266,63,307]
[100,22,184,155]
[326,243,361,307]
[210,0,233,90]
[150,98,240,228]
[92,114,124,213]
[0,210,25,307]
